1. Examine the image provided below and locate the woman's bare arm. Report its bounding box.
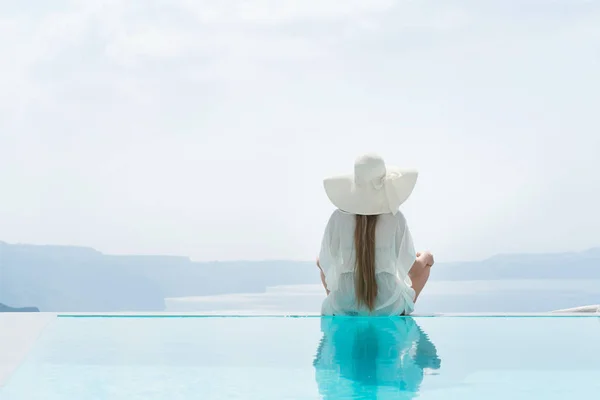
[316,258,330,295]
[410,251,433,302]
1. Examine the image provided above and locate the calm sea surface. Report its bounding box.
[166,279,600,314]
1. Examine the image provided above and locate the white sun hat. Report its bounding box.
[323,153,418,215]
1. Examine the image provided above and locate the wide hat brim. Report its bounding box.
[323,166,418,215]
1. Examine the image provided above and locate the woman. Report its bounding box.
[317,153,434,316]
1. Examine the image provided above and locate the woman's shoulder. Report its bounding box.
[375,212,409,236]
[330,208,350,217]
[378,211,407,225]
[326,209,353,228]
[392,210,408,224]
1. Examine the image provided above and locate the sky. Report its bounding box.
[1,0,599,263]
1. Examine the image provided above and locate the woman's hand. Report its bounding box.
[417,251,434,267]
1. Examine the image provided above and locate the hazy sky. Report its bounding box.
[1,0,599,262]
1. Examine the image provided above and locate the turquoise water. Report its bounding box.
[2,316,600,399]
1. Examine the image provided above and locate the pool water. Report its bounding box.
[1,316,600,399]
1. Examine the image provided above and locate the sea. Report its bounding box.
[165,279,600,314]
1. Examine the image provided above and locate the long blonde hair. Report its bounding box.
[354,214,378,311]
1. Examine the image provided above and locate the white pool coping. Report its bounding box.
[0,313,56,387]
[1,309,598,388]
[551,304,600,313]
[56,308,600,317]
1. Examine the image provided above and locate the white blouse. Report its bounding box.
[318,209,417,316]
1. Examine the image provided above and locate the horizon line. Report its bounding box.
[2,240,599,264]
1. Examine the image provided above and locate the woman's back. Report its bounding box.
[322,210,410,271]
[319,210,417,316]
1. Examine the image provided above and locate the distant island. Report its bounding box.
[1,240,599,312]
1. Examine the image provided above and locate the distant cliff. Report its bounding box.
[0,242,166,312]
[0,241,316,312]
[1,240,599,312]
[431,247,600,280]
[0,302,39,312]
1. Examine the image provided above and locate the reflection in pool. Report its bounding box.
[313,317,441,399]
[4,316,599,399]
